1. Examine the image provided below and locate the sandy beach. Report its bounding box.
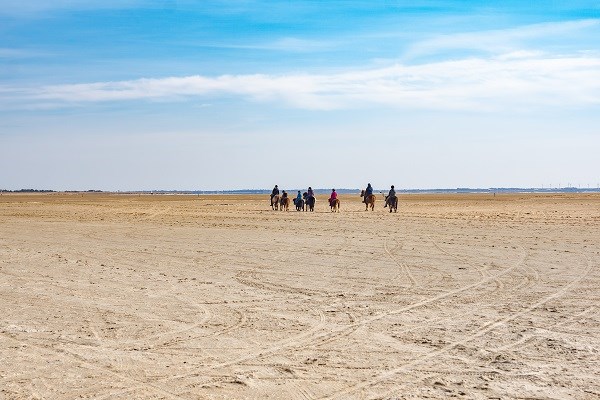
[1,192,599,399]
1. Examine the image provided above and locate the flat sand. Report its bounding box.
[1,193,599,399]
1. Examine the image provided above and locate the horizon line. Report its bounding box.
[3,187,599,194]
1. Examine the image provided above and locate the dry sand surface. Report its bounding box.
[1,192,599,400]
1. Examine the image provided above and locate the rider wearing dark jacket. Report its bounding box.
[364,183,373,203]
[270,185,279,206]
[385,185,396,207]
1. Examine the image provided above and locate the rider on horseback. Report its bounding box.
[385,185,396,208]
[270,185,279,207]
[303,187,315,211]
[294,190,302,206]
[363,183,373,203]
[328,189,337,207]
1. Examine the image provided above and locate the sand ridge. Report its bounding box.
[1,193,599,399]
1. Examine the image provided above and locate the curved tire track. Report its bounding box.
[321,253,593,399]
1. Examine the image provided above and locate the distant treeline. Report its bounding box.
[0,189,101,193]
[146,188,361,195]
[1,188,598,194]
[1,189,56,193]
[108,187,600,194]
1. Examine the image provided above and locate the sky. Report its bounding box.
[1,1,599,191]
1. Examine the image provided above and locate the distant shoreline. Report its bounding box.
[2,188,599,195]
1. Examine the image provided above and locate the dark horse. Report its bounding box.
[385,195,398,213]
[293,197,304,211]
[360,190,376,211]
[303,192,315,212]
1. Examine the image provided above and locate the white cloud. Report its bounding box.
[405,19,600,58]
[4,53,600,112]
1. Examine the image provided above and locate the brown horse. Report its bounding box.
[329,198,340,212]
[280,196,290,211]
[360,190,376,211]
[385,195,398,213]
[271,194,279,210]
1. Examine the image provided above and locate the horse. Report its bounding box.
[271,194,280,210]
[360,190,376,211]
[280,196,290,211]
[329,198,340,212]
[385,195,398,213]
[303,192,315,212]
[293,197,304,211]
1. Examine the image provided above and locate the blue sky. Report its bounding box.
[1,1,599,190]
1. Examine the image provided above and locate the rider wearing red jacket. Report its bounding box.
[328,189,337,206]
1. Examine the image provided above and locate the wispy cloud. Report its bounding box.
[245,37,336,52]
[0,0,144,17]
[3,53,600,111]
[405,19,600,58]
[0,48,29,58]
[0,48,53,59]
[188,37,336,53]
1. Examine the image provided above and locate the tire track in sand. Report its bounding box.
[154,249,529,389]
[0,331,189,400]
[429,235,504,292]
[320,253,593,399]
[384,237,417,288]
[491,304,597,354]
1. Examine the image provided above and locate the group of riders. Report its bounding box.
[270,185,317,211]
[269,183,398,211]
